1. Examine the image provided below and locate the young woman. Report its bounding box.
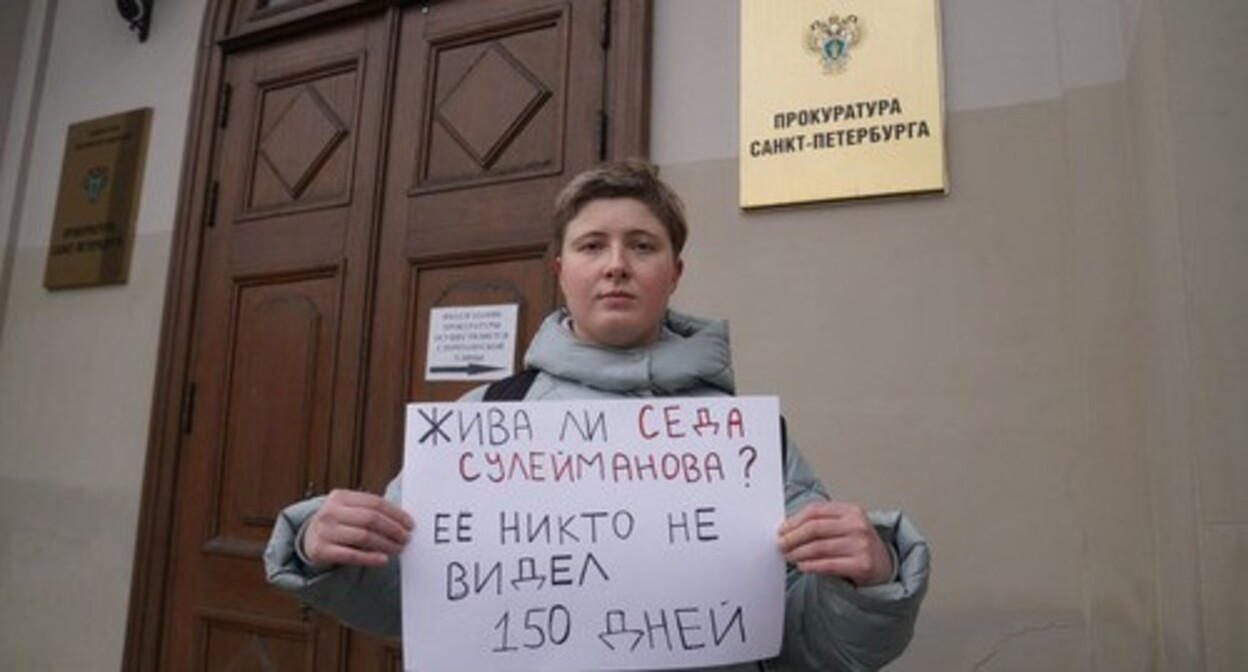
[266,159,929,671]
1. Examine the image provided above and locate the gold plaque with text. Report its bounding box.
[44,108,151,289]
[740,1,947,207]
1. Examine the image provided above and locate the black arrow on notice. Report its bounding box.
[429,363,505,376]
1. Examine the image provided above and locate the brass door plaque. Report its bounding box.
[44,108,151,289]
[740,1,948,208]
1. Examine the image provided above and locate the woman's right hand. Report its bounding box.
[302,489,414,568]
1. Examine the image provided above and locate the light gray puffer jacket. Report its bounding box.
[265,310,930,671]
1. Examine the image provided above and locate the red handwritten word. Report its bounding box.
[459,450,726,484]
[637,404,746,441]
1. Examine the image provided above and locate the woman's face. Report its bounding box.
[555,198,683,349]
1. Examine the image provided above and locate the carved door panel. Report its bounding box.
[349,1,611,666]
[160,17,390,670]
[134,1,649,670]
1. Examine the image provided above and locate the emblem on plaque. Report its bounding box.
[83,167,110,203]
[804,13,863,74]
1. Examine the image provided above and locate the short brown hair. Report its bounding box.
[551,158,688,256]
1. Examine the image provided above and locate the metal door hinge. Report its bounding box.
[217,83,232,129]
[203,181,220,229]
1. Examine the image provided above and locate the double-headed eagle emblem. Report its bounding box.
[83,167,109,203]
[804,13,863,74]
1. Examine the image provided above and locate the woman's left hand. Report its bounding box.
[778,501,894,586]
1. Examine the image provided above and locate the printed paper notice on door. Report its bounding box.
[425,304,519,382]
[400,396,787,671]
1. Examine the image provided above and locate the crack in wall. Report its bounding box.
[971,621,1082,671]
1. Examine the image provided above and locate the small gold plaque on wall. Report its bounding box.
[44,108,151,289]
[740,0,947,208]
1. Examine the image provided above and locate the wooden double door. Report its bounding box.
[125,1,649,669]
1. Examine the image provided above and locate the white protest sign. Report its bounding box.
[424,304,519,381]
[401,396,786,672]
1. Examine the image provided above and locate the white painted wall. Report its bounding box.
[0,0,1242,669]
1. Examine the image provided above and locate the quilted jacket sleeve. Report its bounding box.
[774,441,930,671]
[263,477,405,638]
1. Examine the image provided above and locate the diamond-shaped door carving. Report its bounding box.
[435,43,551,169]
[258,84,348,198]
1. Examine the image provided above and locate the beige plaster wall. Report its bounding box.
[663,93,1158,669]
[0,0,38,333]
[651,0,1242,669]
[1126,2,1204,668]
[0,0,204,668]
[1136,0,1248,669]
[0,0,32,161]
[657,94,1154,672]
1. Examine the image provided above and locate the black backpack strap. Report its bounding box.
[780,415,789,466]
[482,368,540,401]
